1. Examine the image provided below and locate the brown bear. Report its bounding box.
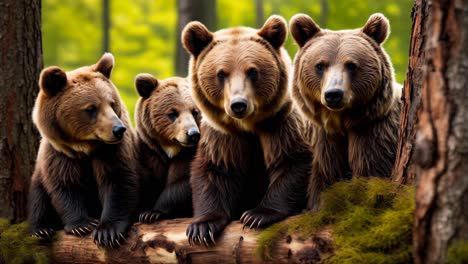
[28,53,139,248]
[182,15,312,246]
[289,13,402,210]
[134,74,200,223]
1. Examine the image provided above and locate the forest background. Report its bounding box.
[43,0,413,120]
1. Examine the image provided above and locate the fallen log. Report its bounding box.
[51,218,332,263]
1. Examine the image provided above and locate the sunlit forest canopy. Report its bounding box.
[43,0,412,121]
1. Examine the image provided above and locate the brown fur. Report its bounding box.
[290,13,402,210]
[134,74,200,222]
[182,15,312,245]
[28,53,138,248]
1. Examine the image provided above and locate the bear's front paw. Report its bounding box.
[240,207,286,229]
[139,210,165,223]
[31,228,55,239]
[93,220,129,249]
[64,218,99,237]
[186,215,229,247]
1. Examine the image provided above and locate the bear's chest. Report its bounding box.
[311,103,361,135]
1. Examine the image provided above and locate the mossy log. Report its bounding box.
[51,218,332,263]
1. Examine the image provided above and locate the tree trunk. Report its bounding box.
[175,0,217,76]
[0,0,41,223]
[319,0,328,28]
[102,0,110,53]
[392,0,428,185]
[413,0,468,263]
[51,218,332,263]
[255,0,264,28]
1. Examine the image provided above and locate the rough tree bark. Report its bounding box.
[175,0,217,76]
[391,0,428,185]
[413,0,468,263]
[51,219,332,263]
[0,0,41,223]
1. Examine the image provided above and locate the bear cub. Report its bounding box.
[28,53,138,248]
[134,74,200,223]
[289,13,402,210]
[182,15,312,246]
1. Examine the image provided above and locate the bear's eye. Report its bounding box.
[192,109,199,118]
[345,62,358,72]
[167,110,179,121]
[85,105,97,118]
[315,62,326,74]
[217,70,227,82]
[247,68,258,81]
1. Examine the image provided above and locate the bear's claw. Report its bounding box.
[186,215,228,247]
[65,218,98,237]
[93,220,129,249]
[32,228,55,239]
[240,207,285,229]
[139,210,162,224]
[187,222,212,246]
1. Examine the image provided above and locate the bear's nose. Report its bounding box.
[187,127,200,144]
[324,89,344,107]
[230,99,248,115]
[112,125,127,139]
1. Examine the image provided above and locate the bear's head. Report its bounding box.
[134,74,201,158]
[290,13,397,132]
[182,15,291,132]
[33,53,129,156]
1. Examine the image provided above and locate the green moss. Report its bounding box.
[0,220,51,264]
[447,240,468,264]
[255,220,288,260]
[256,177,414,263]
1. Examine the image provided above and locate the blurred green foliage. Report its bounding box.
[43,0,413,121]
[447,240,468,264]
[0,219,50,263]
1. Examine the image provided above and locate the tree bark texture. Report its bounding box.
[0,0,41,223]
[392,0,429,184]
[392,0,428,185]
[413,0,468,263]
[51,218,332,263]
[175,0,217,76]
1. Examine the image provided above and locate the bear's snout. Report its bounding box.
[324,88,344,108]
[112,124,127,139]
[320,66,351,110]
[230,98,248,116]
[186,127,200,145]
[172,112,200,147]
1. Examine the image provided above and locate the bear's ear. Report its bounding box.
[94,53,115,78]
[182,22,213,57]
[258,15,287,49]
[361,13,390,45]
[39,66,67,97]
[290,14,321,48]
[135,73,158,99]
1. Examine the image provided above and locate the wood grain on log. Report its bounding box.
[51,218,332,264]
